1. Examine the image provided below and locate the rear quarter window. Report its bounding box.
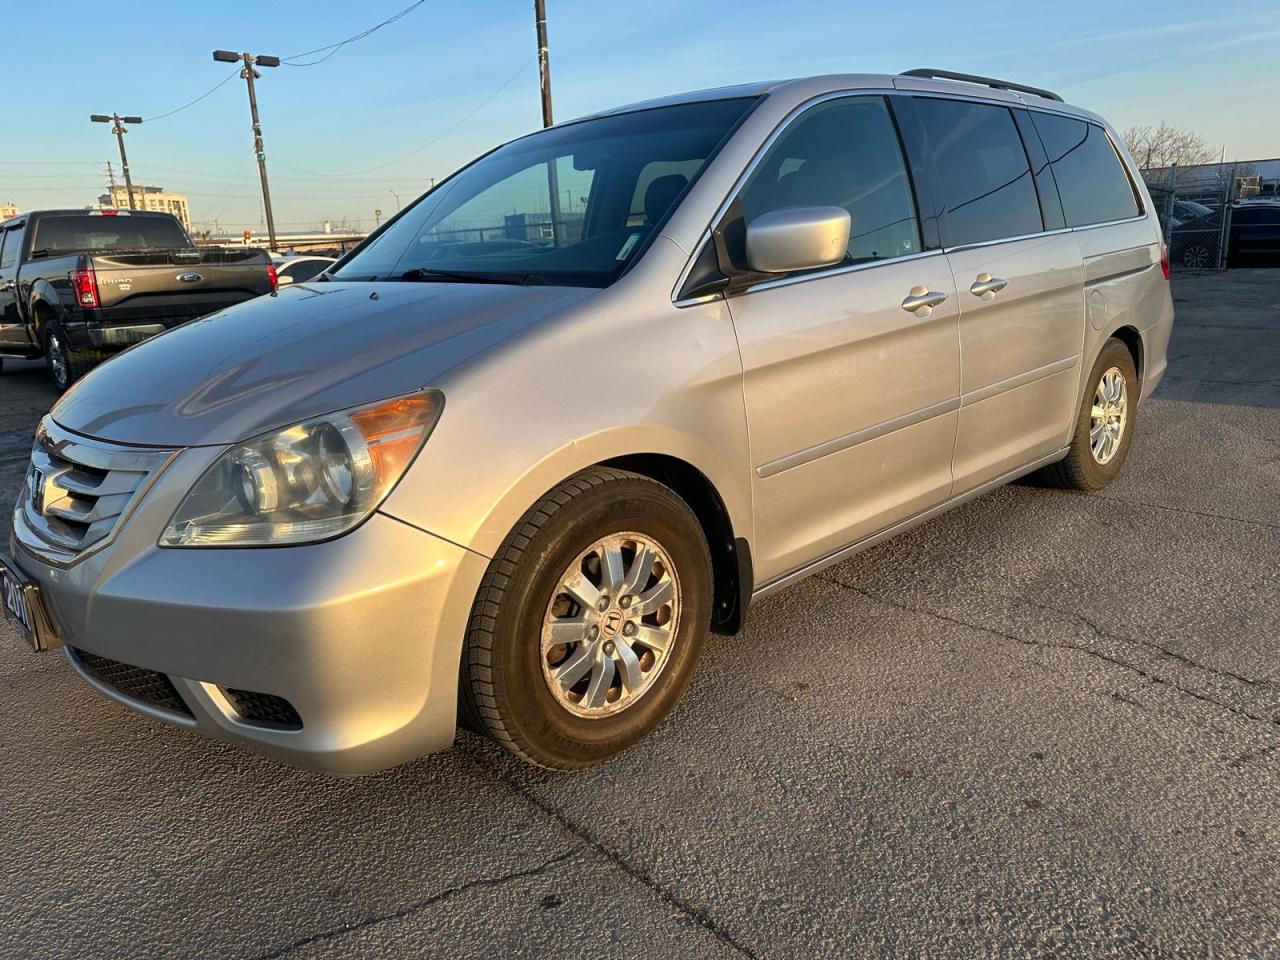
[1031,113,1141,227]
[912,98,1044,247]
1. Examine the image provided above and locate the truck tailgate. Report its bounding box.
[91,248,272,327]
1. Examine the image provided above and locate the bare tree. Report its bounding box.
[1123,122,1218,171]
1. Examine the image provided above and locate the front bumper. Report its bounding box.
[11,449,489,774]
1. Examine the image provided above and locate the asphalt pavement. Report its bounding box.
[0,270,1276,959]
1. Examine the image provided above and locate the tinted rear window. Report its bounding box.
[1031,114,1140,227]
[30,214,191,257]
[913,98,1043,247]
[1233,206,1280,224]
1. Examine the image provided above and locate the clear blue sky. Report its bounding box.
[3,0,1277,234]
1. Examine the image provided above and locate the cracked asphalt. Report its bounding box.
[0,269,1277,958]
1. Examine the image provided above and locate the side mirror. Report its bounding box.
[745,206,851,274]
[277,273,294,286]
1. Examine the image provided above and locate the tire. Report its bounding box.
[460,467,713,770]
[1035,337,1139,491]
[43,319,104,393]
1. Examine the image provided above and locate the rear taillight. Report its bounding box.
[1160,242,1171,280]
[71,268,100,308]
[266,262,279,292]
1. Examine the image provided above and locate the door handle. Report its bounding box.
[969,273,1008,300]
[901,286,947,317]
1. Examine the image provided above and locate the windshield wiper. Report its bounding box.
[397,267,549,286]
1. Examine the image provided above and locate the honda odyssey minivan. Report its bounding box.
[3,70,1173,773]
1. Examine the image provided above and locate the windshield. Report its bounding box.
[332,98,755,288]
[30,214,191,256]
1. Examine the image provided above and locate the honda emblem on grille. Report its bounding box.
[176,272,203,283]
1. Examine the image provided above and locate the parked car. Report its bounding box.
[1169,199,1214,229]
[272,254,335,285]
[0,209,276,390]
[3,70,1173,774]
[1227,202,1280,263]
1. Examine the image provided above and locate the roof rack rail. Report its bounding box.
[900,68,1064,103]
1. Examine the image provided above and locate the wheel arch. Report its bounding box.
[415,426,755,638]
[601,452,752,635]
[1109,324,1144,385]
[27,279,65,342]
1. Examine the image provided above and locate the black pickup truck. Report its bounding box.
[0,209,276,391]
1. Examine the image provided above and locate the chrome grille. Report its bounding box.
[13,417,174,566]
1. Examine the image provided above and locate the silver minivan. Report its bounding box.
[3,70,1173,773]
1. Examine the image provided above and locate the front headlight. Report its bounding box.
[160,390,443,547]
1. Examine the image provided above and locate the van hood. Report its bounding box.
[52,281,595,448]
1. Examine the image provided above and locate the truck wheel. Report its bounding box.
[1035,338,1138,491]
[43,320,102,393]
[460,468,712,769]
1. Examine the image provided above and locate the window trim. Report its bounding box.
[670,88,1156,306]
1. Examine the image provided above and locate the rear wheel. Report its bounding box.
[460,468,712,769]
[1035,337,1138,491]
[43,320,103,393]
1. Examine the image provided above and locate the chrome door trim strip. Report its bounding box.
[757,396,960,480]
[960,355,1079,408]
[1069,214,1150,233]
[752,445,1070,599]
[942,227,1073,255]
[743,249,946,298]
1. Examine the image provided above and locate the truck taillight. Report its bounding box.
[267,262,279,292]
[71,268,100,308]
[1160,242,1170,280]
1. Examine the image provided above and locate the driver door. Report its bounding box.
[723,96,961,584]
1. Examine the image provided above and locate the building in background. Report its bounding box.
[0,202,18,220]
[94,185,191,230]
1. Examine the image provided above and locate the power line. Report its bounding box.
[274,54,536,178]
[282,0,430,67]
[143,69,241,122]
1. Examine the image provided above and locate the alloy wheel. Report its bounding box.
[540,532,680,718]
[47,334,68,389]
[1090,366,1128,465]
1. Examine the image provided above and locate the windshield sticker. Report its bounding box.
[615,232,642,261]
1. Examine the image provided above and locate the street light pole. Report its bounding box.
[389,189,402,211]
[90,113,142,209]
[214,49,281,252]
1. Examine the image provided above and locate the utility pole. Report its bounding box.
[534,0,554,127]
[533,0,563,245]
[214,49,280,252]
[90,113,142,209]
[106,161,116,193]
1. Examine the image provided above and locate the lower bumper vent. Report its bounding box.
[70,647,192,717]
[220,687,302,730]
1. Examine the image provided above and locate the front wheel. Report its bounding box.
[460,468,712,769]
[1035,337,1138,491]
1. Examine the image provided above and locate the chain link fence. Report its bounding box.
[1142,158,1280,271]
